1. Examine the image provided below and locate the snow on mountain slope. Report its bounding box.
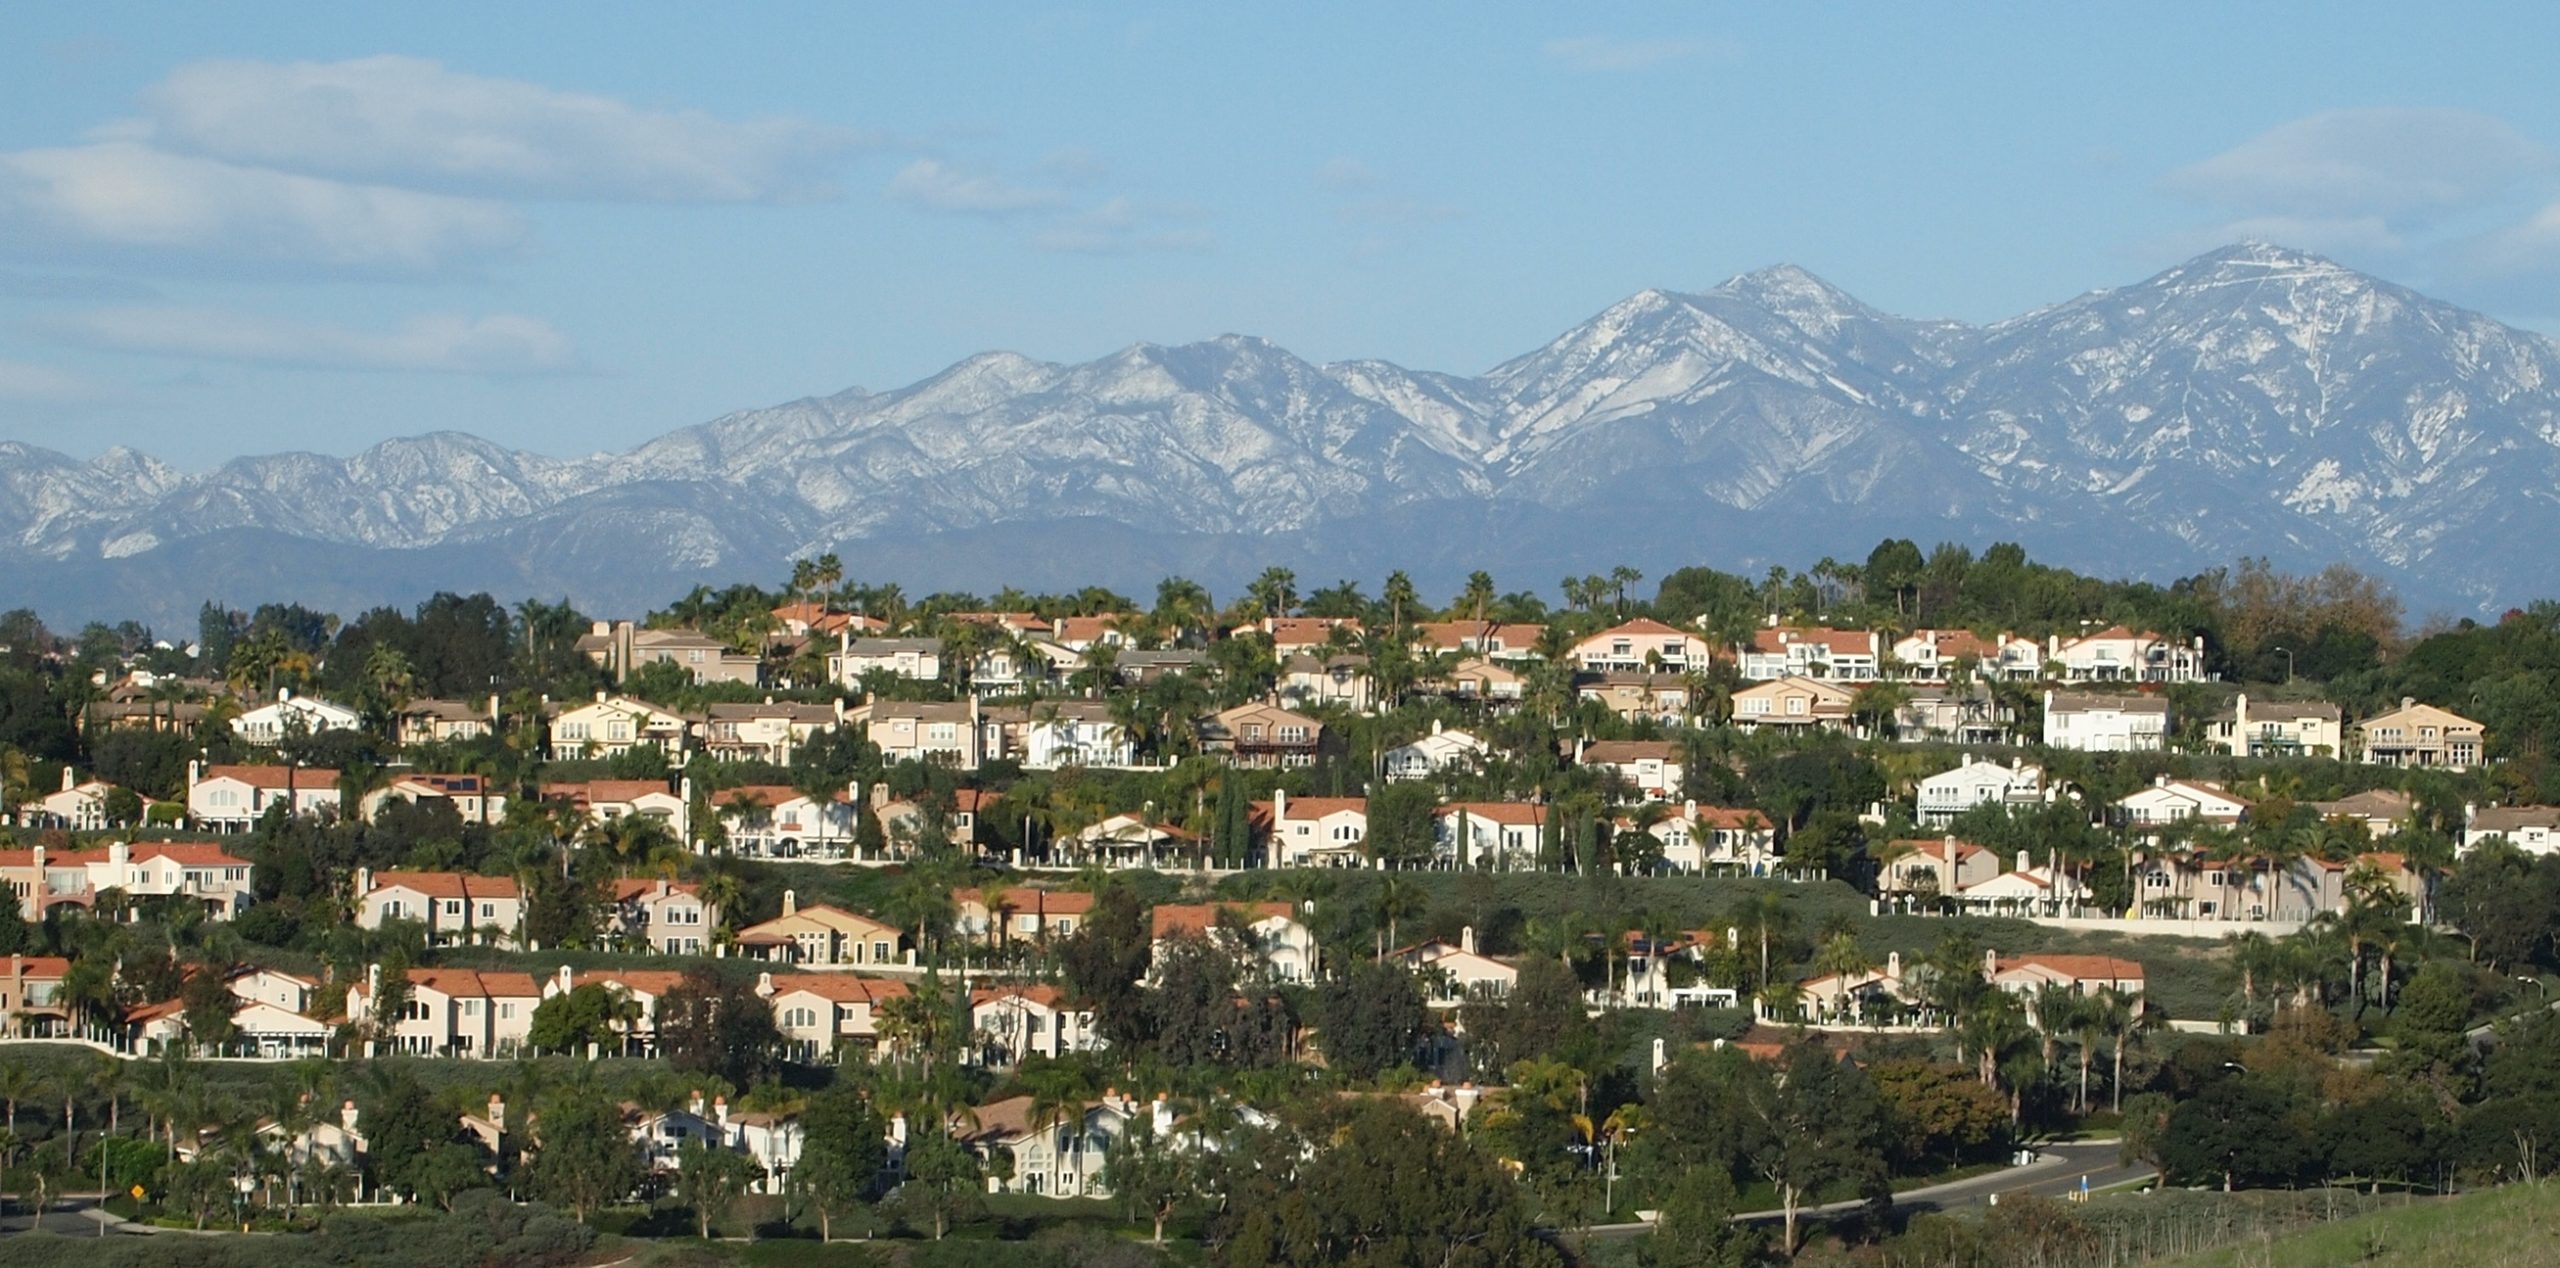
[8,243,2560,620]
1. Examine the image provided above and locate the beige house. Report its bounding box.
[1878,837,2001,899]
[2307,789,2414,839]
[1436,802,1547,870]
[1576,672,1693,726]
[2134,853,2344,923]
[346,967,543,1058]
[1731,676,1856,734]
[2356,698,2484,771]
[734,891,905,968]
[1577,739,1684,799]
[1416,620,1546,661]
[1435,656,1527,702]
[394,697,499,746]
[359,773,507,825]
[1891,629,2043,681]
[965,1093,1145,1198]
[954,886,1095,945]
[1196,702,1325,768]
[862,699,982,769]
[828,636,945,685]
[1642,804,1779,875]
[699,699,846,765]
[548,695,693,761]
[2042,691,2169,752]
[577,621,761,685]
[609,878,718,954]
[542,779,691,841]
[354,869,526,946]
[2046,626,2206,683]
[2209,694,2342,758]
[1279,654,1378,712]
[1571,619,1713,674]
[759,972,911,1061]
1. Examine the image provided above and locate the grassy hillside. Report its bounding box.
[2152,1183,2560,1268]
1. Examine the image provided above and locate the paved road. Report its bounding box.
[1574,1140,2155,1241]
[0,1198,154,1236]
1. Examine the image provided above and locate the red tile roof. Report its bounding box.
[764,973,910,1005]
[203,764,342,790]
[1439,801,1547,826]
[366,870,522,901]
[1151,901,1294,939]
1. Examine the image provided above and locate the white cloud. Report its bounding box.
[43,306,578,374]
[1315,158,1380,192]
[1037,146,1110,185]
[1335,196,1463,228]
[2452,200,2560,282]
[1030,197,1212,254]
[134,56,869,203]
[2164,108,2550,224]
[0,359,99,403]
[1542,35,1723,73]
[0,141,525,272]
[886,158,1067,215]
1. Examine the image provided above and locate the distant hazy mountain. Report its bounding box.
[8,242,2558,627]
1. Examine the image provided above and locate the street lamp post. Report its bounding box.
[2271,646,2293,684]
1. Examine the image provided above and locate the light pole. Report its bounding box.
[2271,646,2293,684]
[2518,975,2549,1001]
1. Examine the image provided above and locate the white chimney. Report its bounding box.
[340,1099,359,1132]
[782,889,798,916]
[60,767,74,793]
[2015,849,2031,874]
[488,1095,506,1134]
[1273,788,1288,820]
[689,1089,706,1118]
[1984,947,2000,978]
[1152,1092,1172,1137]
[1460,925,1476,956]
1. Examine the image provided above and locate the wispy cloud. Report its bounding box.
[886,158,1068,215]
[1542,35,1724,73]
[0,141,526,273]
[42,306,580,374]
[1030,197,1211,254]
[1315,158,1380,193]
[2164,107,2549,224]
[130,55,872,204]
[0,358,100,404]
[1335,197,1462,228]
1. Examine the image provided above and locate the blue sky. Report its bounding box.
[5,3,2560,466]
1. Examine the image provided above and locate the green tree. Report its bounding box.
[1219,1098,1561,1268]
[1641,1165,1762,1268]
[657,967,784,1090]
[893,1130,984,1240]
[527,981,637,1054]
[1315,961,1434,1081]
[1103,1112,1198,1243]
[527,1095,644,1222]
[794,1084,888,1241]
[676,1137,756,1238]
[1741,1043,1889,1257]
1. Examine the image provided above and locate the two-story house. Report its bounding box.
[393,697,499,747]
[1149,901,1319,983]
[760,972,910,1062]
[1731,676,1857,735]
[1737,626,1881,681]
[969,984,1101,1068]
[733,891,905,968]
[1570,620,1713,675]
[354,869,525,946]
[1382,722,1488,781]
[711,785,856,859]
[187,762,342,832]
[862,699,982,769]
[548,695,693,761]
[2046,627,2207,683]
[610,878,717,954]
[954,886,1095,946]
[359,773,507,826]
[1915,757,2045,827]
[2356,698,2484,772]
[1195,702,1324,769]
[2042,691,2168,752]
[698,700,846,765]
[828,636,945,686]
[346,967,543,1058]
[2115,777,2251,829]
[1435,802,1547,871]
[230,690,363,746]
[2209,694,2343,758]
[1577,739,1685,800]
[1254,792,1370,868]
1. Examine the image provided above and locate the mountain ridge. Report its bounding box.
[9,243,2559,626]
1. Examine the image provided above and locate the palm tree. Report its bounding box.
[1732,891,1793,991]
[1811,933,1871,1023]
[2095,987,2158,1113]
[1371,876,1423,960]
[0,1063,35,1140]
